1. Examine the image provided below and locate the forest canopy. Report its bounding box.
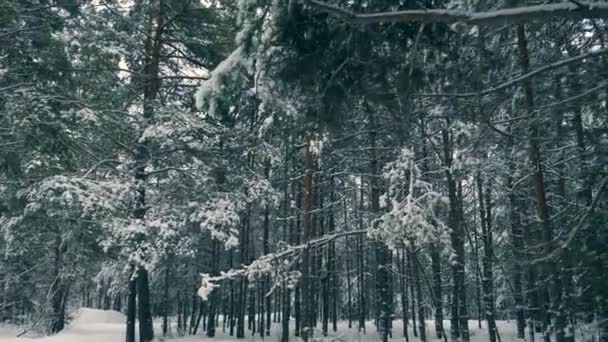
[0,1,607,342]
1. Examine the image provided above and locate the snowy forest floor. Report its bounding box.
[0,309,599,342]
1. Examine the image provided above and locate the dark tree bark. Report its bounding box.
[228,250,235,336]
[407,250,418,338]
[329,185,338,333]
[343,198,353,329]
[412,251,426,342]
[399,251,410,342]
[301,134,314,341]
[262,157,272,336]
[443,126,469,342]
[507,167,526,339]
[189,293,198,335]
[236,203,250,338]
[126,0,164,340]
[192,300,205,335]
[516,24,564,342]
[369,112,391,342]
[207,241,219,337]
[49,237,68,334]
[126,276,136,342]
[137,269,154,342]
[477,175,498,342]
[473,217,483,330]
[281,144,292,342]
[430,246,444,339]
[357,185,367,334]
[162,266,170,336]
[294,178,302,338]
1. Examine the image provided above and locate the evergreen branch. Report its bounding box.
[304,0,608,26]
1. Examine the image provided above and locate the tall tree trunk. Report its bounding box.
[408,250,418,338]
[420,118,444,340]
[473,218,483,329]
[357,185,367,334]
[478,175,498,342]
[412,251,426,342]
[137,269,154,342]
[207,241,219,337]
[192,300,205,335]
[228,250,235,336]
[127,0,164,339]
[346,235,353,329]
[431,246,444,339]
[369,111,391,342]
[330,184,338,333]
[126,275,136,342]
[49,237,67,334]
[516,24,564,342]
[281,144,291,342]
[443,126,469,342]
[236,203,250,338]
[507,166,526,339]
[294,178,302,337]
[190,293,198,335]
[163,266,170,336]
[301,133,314,342]
[399,251,410,342]
[262,157,271,336]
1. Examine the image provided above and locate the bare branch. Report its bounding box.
[414,47,608,98]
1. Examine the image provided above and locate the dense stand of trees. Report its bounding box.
[1,1,607,342]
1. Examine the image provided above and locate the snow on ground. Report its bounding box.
[0,308,562,342]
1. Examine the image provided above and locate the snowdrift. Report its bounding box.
[69,308,125,327]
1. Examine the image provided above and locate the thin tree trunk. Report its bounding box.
[478,175,498,342]
[329,182,338,332]
[357,185,367,334]
[207,241,219,337]
[294,178,302,338]
[412,251,426,342]
[344,199,353,329]
[301,133,314,342]
[400,251,410,342]
[408,250,418,338]
[236,203,250,338]
[229,250,235,336]
[507,165,526,340]
[263,157,272,336]
[192,300,205,335]
[163,266,169,336]
[431,246,444,339]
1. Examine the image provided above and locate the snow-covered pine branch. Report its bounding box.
[304,0,608,26]
[372,148,449,250]
[197,229,366,301]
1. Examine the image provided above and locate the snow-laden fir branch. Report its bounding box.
[197,228,366,301]
[304,0,608,26]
